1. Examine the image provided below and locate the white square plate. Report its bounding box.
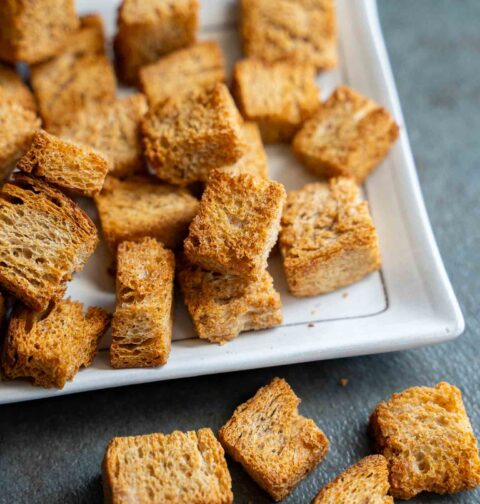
[0,0,464,404]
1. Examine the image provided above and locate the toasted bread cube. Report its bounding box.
[312,455,393,504]
[95,176,199,251]
[280,177,381,296]
[143,84,244,185]
[218,122,269,179]
[139,41,226,108]
[0,63,37,111]
[0,0,79,64]
[65,14,107,56]
[0,174,98,311]
[2,299,110,389]
[219,377,329,500]
[185,171,286,278]
[115,0,199,84]
[17,130,109,197]
[178,259,282,344]
[241,0,336,70]
[233,58,319,143]
[55,95,148,177]
[370,382,480,499]
[293,86,399,183]
[111,239,175,368]
[103,428,233,504]
[0,99,40,180]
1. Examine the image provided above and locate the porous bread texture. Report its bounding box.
[219,377,329,501]
[184,170,286,279]
[279,177,381,296]
[293,85,399,183]
[312,455,394,504]
[17,130,109,197]
[370,382,480,500]
[0,174,98,311]
[0,99,40,180]
[178,258,282,344]
[218,122,268,178]
[111,238,175,368]
[0,0,79,64]
[139,41,226,108]
[95,176,199,251]
[241,0,337,70]
[2,299,110,389]
[55,95,148,177]
[115,0,199,84]
[143,83,245,185]
[103,428,233,504]
[232,58,319,143]
[0,63,37,111]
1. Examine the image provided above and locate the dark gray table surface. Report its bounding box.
[1,1,479,503]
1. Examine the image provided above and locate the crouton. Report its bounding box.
[115,0,199,84]
[370,382,480,499]
[293,86,399,183]
[17,130,109,197]
[185,171,285,278]
[232,58,319,143]
[241,0,337,70]
[0,0,79,64]
[143,83,244,185]
[219,377,329,501]
[2,299,110,389]
[312,455,393,503]
[0,63,36,111]
[178,258,282,344]
[139,41,226,108]
[103,428,233,504]
[55,95,148,177]
[111,238,175,368]
[0,99,40,180]
[0,174,98,311]
[65,14,106,56]
[95,176,199,251]
[279,177,381,296]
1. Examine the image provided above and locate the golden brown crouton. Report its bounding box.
[0,99,40,180]
[280,177,381,296]
[293,86,399,183]
[55,95,148,177]
[111,238,175,368]
[0,0,79,64]
[178,258,282,344]
[17,130,109,197]
[370,382,480,499]
[139,41,226,108]
[103,428,233,504]
[218,122,269,179]
[312,455,393,504]
[2,299,110,389]
[95,176,199,251]
[232,58,319,143]
[219,377,329,501]
[143,83,244,185]
[115,0,199,84]
[241,0,337,70]
[0,174,98,311]
[184,170,286,279]
[65,14,106,56]
[0,63,36,111]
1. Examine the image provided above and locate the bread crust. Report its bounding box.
[279,177,381,296]
[0,63,37,112]
[293,86,399,183]
[103,428,233,503]
[219,377,329,501]
[369,382,480,499]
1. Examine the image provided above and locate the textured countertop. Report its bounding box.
[1,1,479,502]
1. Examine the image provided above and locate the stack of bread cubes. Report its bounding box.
[1,0,478,502]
